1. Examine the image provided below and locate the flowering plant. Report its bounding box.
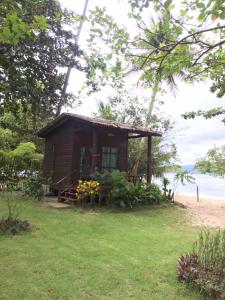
[76,180,100,201]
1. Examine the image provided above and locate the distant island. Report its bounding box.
[181,165,200,174]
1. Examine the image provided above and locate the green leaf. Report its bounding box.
[196,2,205,9]
[198,11,206,20]
[220,11,225,19]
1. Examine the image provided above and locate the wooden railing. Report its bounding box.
[53,169,78,187]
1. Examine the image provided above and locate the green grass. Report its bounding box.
[0,196,202,300]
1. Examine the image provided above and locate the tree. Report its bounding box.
[128,0,225,122]
[0,142,43,185]
[195,146,225,177]
[95,91,178,177]
[0,0,88,134]
[0,108,46,150]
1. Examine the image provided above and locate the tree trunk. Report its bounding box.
[130,79,159,177]
[57,0,90,116]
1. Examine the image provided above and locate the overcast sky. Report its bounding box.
[60,0,225,165]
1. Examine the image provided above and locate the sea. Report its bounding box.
[153,173,225,200]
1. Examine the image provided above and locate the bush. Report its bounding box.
[107,170,136,208]
[177,229,225,299]
[76,180,100,204]
[177,253,199,283]
[24,173,44,200]
[0,142,43,186]
[146,183,164,204]
[92,170,164,208]
[0,218,30,235]
[0,192,31,235]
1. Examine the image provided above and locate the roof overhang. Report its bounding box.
[38,113,162,138]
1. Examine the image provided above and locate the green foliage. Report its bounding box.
[95,92,178,178]
[0,192,30,235]
[0,142,43,185]
[0,127,15,150]
[177,253,199,283]
[92,170,164,208]
[87,6,129,91]
[23,173,44,200]
[171,169,195,201]
[106,170,136,208]
[145,183,164,204]
[183,108,225,124]
[193,229,225,299]
[178,229,225,299]
[0,218,30,235]
[162,176,170,194]
[174,170,195,185]
[0,111,44,149]
[0,0,87,131]
[91,170,112,185]
[195,146,225,177]
[91,0,225,123]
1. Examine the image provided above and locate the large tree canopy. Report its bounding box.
[128,0,225,122]
[0,0,88,133]
[89,0,225,122]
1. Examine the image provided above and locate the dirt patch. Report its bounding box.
[41,199,71,209]
[175,195,225,228]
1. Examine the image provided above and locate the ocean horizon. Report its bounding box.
[153,173,225,200]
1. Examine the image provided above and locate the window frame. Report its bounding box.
[101,146,119,171]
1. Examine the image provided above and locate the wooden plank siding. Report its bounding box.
[42,120,129,191]
[42,122,75,190]
[39,114,162,191]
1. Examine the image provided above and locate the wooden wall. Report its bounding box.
[42,120,129,190]
[42,121,75,190]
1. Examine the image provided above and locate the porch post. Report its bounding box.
[147,135,152,184]
[91,129,98,172]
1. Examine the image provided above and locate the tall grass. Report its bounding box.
[194,229,225,275]
[178,229,225,299]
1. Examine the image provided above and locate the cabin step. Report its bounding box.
[58,188,78,203]
[60,196,79,202]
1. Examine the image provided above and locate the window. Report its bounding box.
[101,147,118,171]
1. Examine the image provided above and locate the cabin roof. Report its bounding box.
[38,113,162,138]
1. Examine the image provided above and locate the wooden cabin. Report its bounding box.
[38,113,161,193]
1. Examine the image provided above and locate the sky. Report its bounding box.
[60,0,225,165]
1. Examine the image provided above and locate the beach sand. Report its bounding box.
[175,195,225,228]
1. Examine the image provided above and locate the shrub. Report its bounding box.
[177,229,225,299]
[146,183,164,204]
[0,218,30,235]
[92,170,164,208]
[76,180,100,204]
[108,170,136,208]
[194,229,225,299]
[91,170,112,185]
[24,173,44,200]
[0,192,31,235]
[177,253,199,283]
[0,142,43,186]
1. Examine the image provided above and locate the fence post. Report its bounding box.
[197,185,199,202]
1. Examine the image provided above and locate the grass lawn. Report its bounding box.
[0,196,202,300]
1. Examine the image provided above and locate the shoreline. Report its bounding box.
[175,193,225,201]
[174,195,225,228]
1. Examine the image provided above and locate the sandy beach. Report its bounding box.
[175,195,225,228]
